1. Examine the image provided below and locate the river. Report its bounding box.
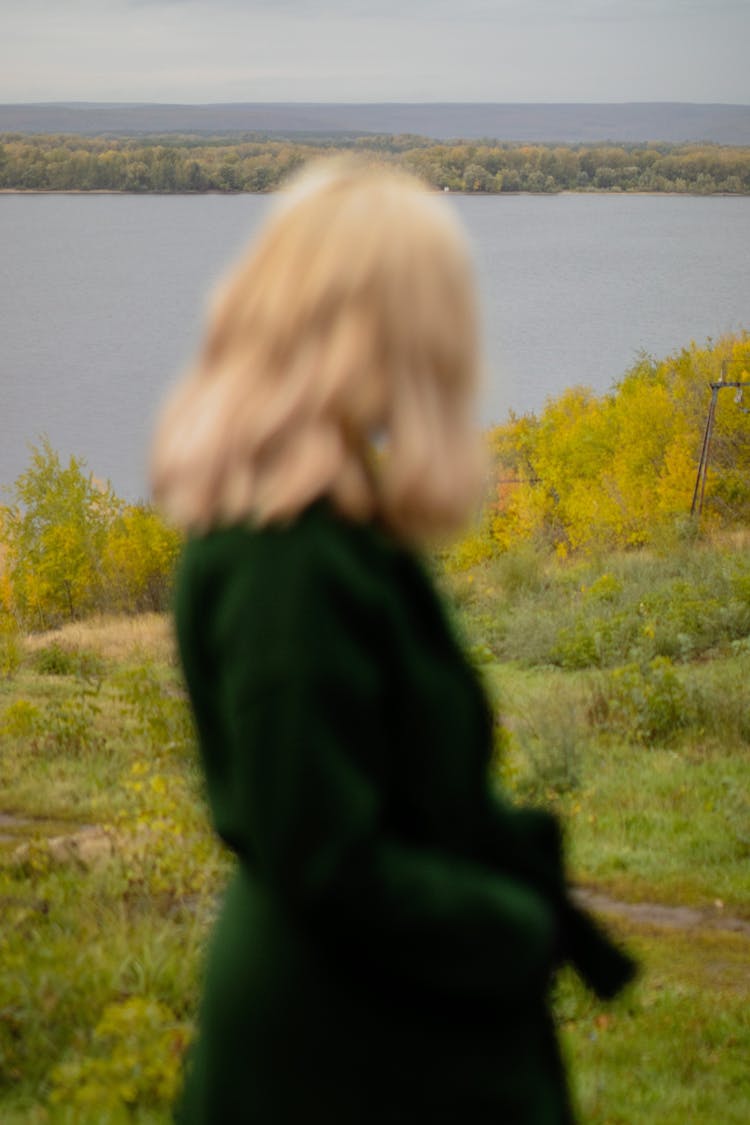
[1,192,748,499]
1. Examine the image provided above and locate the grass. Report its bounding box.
[482,661,750,910]
[22,613,175,665]
[445,533,750,670]
[1,534,750,1120]
[0,631,227,1122]
[559,923,750,1123]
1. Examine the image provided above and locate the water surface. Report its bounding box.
[1,192,748,498]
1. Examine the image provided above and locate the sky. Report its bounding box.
[1,0,749,105]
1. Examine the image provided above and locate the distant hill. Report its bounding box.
[2,102,750,144]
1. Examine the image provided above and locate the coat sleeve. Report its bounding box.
[208,545,558,1004]
[480,800,636,999]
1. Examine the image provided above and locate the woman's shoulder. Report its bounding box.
[176,499,423,633]
[181,500,400,583]
[175,500,434,684]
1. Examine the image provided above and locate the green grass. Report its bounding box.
[0,640,228,1121]
[481,659,750,910]
[2,535,750,1121]
[559,923,750,1123]
[445,534,750,671]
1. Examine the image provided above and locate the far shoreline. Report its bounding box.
[1,188,748,199]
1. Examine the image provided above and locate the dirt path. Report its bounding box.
[573,886,750,937]
[3,811,749,937]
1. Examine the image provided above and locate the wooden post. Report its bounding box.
[691,384,719,519]
[691,363,746,521]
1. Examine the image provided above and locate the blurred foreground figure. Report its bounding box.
[152,162,634,1125]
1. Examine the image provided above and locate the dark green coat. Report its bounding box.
[174,500,634,1124]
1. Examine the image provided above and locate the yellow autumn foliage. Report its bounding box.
[5,334,750,601]
[466,332,750,563]
[103,506,182,613]
[1,438,182,629]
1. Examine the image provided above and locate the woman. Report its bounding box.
[152,162,634,1124]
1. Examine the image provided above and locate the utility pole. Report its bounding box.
[691,363,747,520]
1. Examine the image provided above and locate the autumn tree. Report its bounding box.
[1,438,121,627]
[103,505,182,613]
[479,333,750,560]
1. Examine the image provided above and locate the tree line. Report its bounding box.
[1,133,750,194]
[2,333,750,635]
[470,333,750,563]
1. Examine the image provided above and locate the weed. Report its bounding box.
[510,696,583,801]
[41,685,105,756]
[0,698,42,740]
[114,662,192,753]
[48,997,191,1117]
[0,614,22,680]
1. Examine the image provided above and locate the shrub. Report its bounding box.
[442,529,494,573]
[33,644,106,681]
[0,698,42,740]
[552,620,603,670]
[594,656,690,744]
[33,643,79,676]
[48,996,191,1117]
[583,572,623,603]
[491,543,548,597]
[103,506,182,613]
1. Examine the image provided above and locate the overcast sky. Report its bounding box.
[1,0,749,105]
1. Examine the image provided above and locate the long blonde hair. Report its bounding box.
[151,160,483,541]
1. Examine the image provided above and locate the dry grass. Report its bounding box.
[708,525,750,551]
[23,613,176,664]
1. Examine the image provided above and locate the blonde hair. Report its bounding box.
[151,160,483,542]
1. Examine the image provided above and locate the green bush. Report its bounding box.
[33,643,78,676]
[491,543,548,597]
[464,542,750,671]
[594,657,689,744]
[583,572,623,604]
[33,644,106,681]
[552,620,604,670]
